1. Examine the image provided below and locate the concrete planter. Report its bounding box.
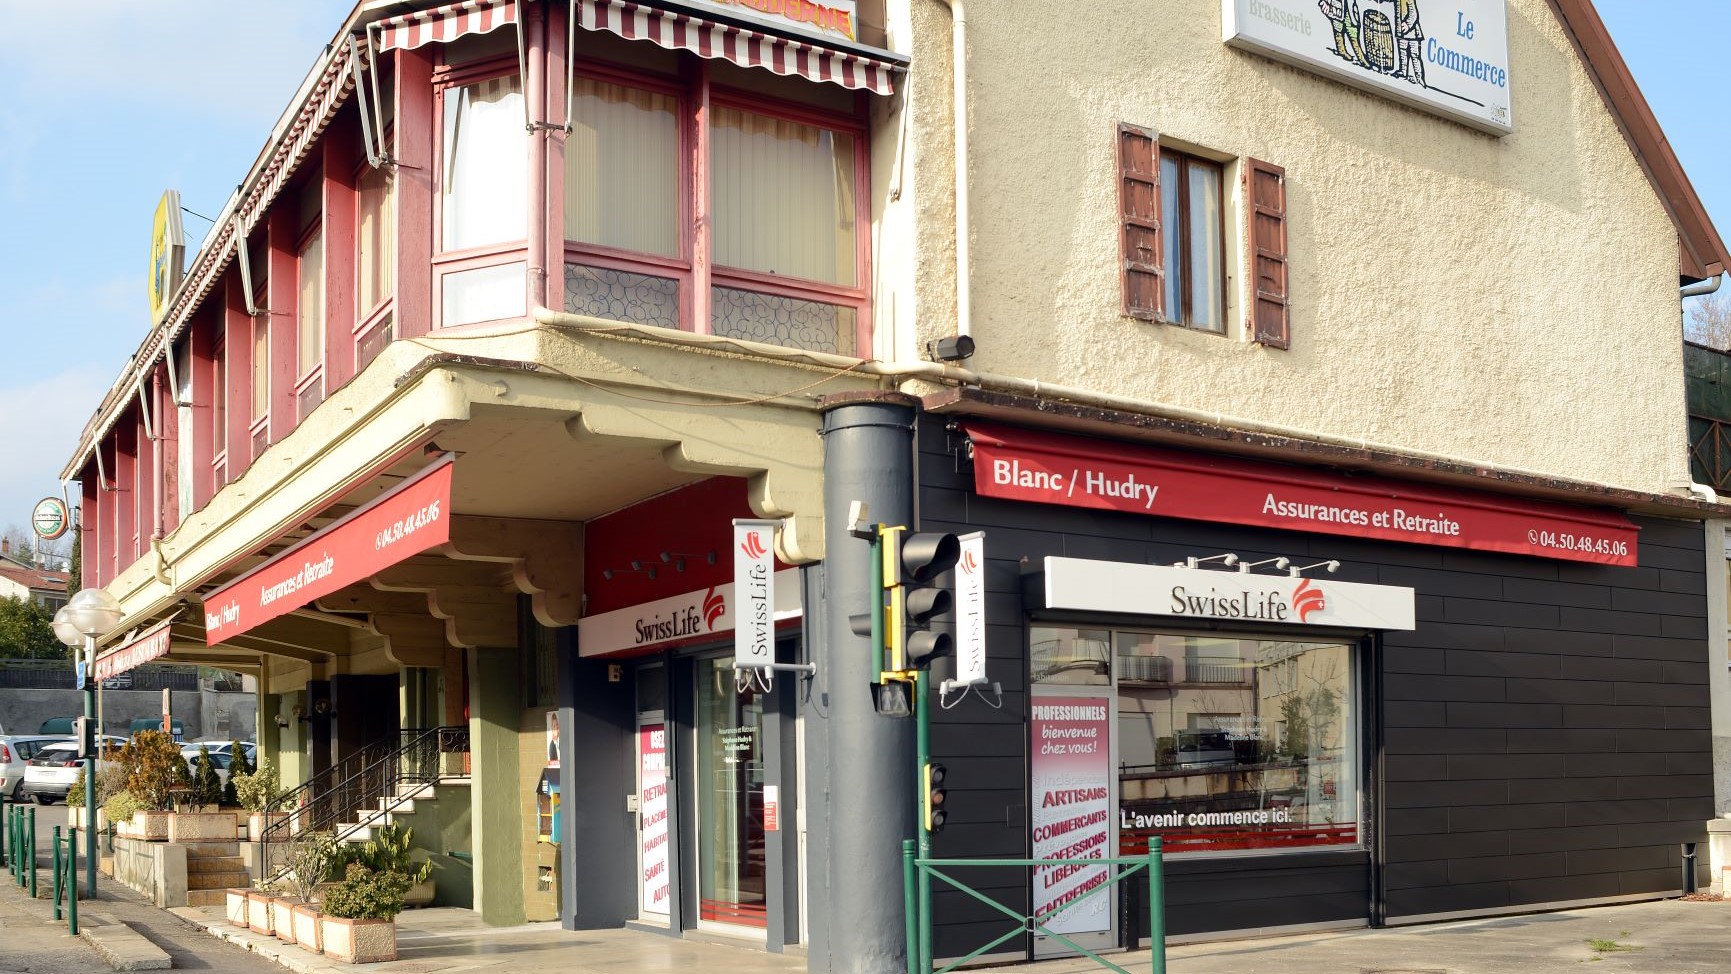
[291,903,324,954]
[247,812,289,841]
[320,917,396,964]
[271,896,302,943]
[246,891,275,935]
[68,806,107,832]
[168,811,238,843]
[127,810,172,841]
[404,879,436,909]
[225,889,250,928]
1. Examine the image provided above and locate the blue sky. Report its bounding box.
[0,0,1722,544]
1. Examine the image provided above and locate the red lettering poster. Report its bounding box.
[639,725,670,917]
[1030,696,1113,936]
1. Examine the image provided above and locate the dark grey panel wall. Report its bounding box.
[914,418,1710,944]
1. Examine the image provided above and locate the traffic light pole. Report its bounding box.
[82,636,97,897]
[915,670,934,974]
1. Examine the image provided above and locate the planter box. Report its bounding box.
[68,807,107,832]
[247,812,289,841]
[246,892,275,935]
[291,903,324,953]
[225,889,250,928]
[168,812,238,843]
[272,896,303,943]
[320,917,396,964]
[129,810,172,842]
[404,879,436,909]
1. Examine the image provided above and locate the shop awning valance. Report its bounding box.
[576,0,898,95]
[377,0,518,52]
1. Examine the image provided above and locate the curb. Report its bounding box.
[78,914,174,971]
[168,908,347,974]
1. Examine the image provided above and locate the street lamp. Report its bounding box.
[53,588,122,898]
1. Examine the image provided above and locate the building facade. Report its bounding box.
[60,0,1731,971]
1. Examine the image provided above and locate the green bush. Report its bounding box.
[331,824,432,886]
[65,761,128,808]
[222,741,250,807]
[321,864,410,921]
[189,746,223,807]
[234,757,290,814]
[120,731,189,811]
[103,791,143,823]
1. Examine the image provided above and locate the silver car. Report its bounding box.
[0,736,68,800]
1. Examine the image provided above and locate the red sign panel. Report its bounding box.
[94,619,175,681]
[964,422,1639,566]
[202,457,455,644]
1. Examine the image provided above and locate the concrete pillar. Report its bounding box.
[277,689,307,787]
[1705,520,1730,892]
[807,393,920,974]
[469,645,526,926]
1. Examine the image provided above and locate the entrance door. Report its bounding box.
[695,656,768,933]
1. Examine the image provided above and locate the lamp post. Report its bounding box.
[53,589,123,898]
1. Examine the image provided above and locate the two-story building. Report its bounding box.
[60,0,1731,971]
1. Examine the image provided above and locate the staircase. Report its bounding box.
[185,841,250,907]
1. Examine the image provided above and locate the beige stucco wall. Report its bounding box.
[889,0,1691,495]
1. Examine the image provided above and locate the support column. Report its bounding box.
[468,646,526,926]
[1705,520,1730,892]
[808,393,920,974]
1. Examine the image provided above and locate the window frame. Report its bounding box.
[353,147,396,354]
[1159,148,1228,334]
[431,54,530,329]
[294,214,326,398]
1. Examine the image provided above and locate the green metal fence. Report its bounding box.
[50,825,78,934]
[903,839,1167,974]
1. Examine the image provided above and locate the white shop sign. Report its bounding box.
[1223,0,1513,135]
[579,568,802,657]
[1042,558,1416,630]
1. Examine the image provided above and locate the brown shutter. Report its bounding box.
[1119,123,1163,321]
[1245,157,1289,349]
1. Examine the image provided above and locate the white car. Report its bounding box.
[181,741,257,786]
[0,736,69,800]
[18,738,126,804]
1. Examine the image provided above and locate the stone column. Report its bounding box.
[468,645,526,925]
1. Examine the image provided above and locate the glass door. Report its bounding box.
[695,656,768,932]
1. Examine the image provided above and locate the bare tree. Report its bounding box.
[1686,292,1731,349]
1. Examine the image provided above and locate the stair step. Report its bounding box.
[189,870,251,891]
[188,856,246,874]
[187,888,229,907]
[183,841,242,858]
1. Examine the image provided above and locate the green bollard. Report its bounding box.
[66,826,77,936]
[1148,837,1166,974]
[27,806,36,900]
[51,826,62,920]
[0,800,8,869]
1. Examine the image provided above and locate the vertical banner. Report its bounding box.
[640,724,670,916]
[953,532,988,687]
[732,519,777,668]
[1030,696,1113,935]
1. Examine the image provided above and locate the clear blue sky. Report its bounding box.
[0,0,1721,543]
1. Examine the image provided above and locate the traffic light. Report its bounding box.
[884,528,959,672]
[72,717,91,760]
[922,762,948,832]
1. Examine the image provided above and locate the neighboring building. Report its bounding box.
[0,539,70,613]
[57,0,1730,970]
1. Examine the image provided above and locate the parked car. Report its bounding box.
[181,741,257,786]
[19,740,124,804]
[0,735,69,800]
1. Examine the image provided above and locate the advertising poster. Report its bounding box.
[1030,697,1113,935]
[640,724,671,916]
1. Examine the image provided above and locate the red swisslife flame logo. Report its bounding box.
[703,587,726,630]
[1292,578,1326,623]
[960,549,980,575]
[741,531,768,560]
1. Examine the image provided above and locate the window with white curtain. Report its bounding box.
[357,164,394,314]
[297,226,323,378]
[711,106,856,287]
[564,78,679,257]
[441,75,526,252]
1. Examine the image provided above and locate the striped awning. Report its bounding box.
[377,0,518,52]
[577,0,897,95]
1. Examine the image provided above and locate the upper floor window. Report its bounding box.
[1160,149,1224,334]
[357,163,395,316]
[439,71,527,326]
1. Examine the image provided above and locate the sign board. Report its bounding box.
[578,568,802,657]
[1223,0,1512,135]
[149,190,187,323]
[31,497,70,542]
[75,660,86,691]
[763,784,780,832]
[93,618,176,681]
[683,0,858,44]
[732,519,778,668]
[1042,557,1416,630]
[952,532,988,688]
[1030,696,1114,936]
[639,724,670,916]
[202,456,454,644]
[965,421,1638,567]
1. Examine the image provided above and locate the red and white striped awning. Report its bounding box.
[377,0,519,52]
[577,0,897,95]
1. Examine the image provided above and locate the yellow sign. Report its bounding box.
[148,190,185,323]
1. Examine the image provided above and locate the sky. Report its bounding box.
[0,0,1724,547]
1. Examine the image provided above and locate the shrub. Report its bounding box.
[320,864,410,921]
[284,831,337,903]
[103,791,143,823]
[329,823,433,886]
[222,741,250,807]
[65,760,128,808]
[189,746,223,807]
[234,757,290,814]
[119,731,189,811]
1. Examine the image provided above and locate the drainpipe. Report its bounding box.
[524,3,550,311]
[1683,274,1723,299]
[933,0,971,346]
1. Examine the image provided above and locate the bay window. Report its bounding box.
[438,70,527,326]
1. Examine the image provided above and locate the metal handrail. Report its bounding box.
[258,730,413,847]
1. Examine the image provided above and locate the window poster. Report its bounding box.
[640,724,671,916]
[1030,696,1113,935]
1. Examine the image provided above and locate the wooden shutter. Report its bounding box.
[1119,123,1163,321]
[1245,157,1289,349]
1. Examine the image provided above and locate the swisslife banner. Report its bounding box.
[964,421,1638,568]
[202,456,454,644]
[578,568,802,657]
[1224,0,1513,135]
[1042,558,1416,630]
[733,519,778,668]
[1031,696,1113,936]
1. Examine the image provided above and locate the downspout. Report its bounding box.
[1683,274,1723,299]
[934,0,970,345]
[524,2,550,311]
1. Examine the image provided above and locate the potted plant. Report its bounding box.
[222,740,250,812]
[344,824,436,908]
[280,832,334,952]
[247,880,278,936]
[188,746,224,812]
[118,732,188,841]
[319,865,409,964]
[234,756,292,840]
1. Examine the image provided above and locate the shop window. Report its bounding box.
[1031,626,1112,686]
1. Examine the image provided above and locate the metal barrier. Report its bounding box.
[903,840,1167,974]
[50,826,77,933]
[7,804,37,896]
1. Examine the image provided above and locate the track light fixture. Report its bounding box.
[1288,560,1340,577]
[1175,553,1238,569]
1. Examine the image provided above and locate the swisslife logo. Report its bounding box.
[1167,577,1330,624]
[960,548,981,576]
[741,531,769,560]
[703,587,726,629]
[1291,578,1325,623]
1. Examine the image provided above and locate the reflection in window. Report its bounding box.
[1031,626,1112,686]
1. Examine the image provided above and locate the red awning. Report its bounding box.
[576,0,897,95]
[962,421,1641,567]
[201,456,456,644]
[94,619,176,682]
[376,0,518,52]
